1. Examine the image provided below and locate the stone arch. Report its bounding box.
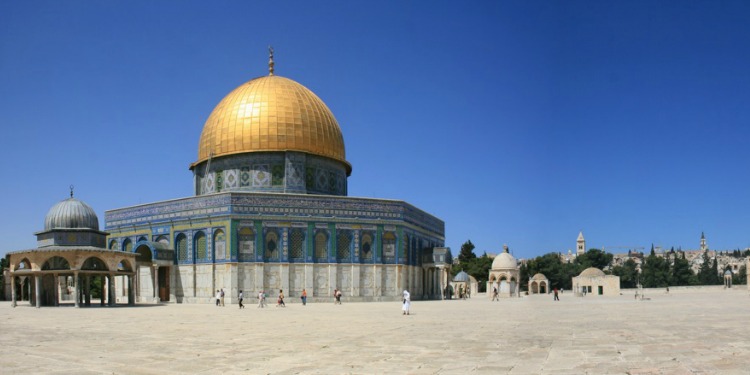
[117,258,134,272]
[137,235,148,243]
[135,244,153,264]
[194,231,207,261]
[213,229,227,261]
[14,258,33,271]
[42,256,71,271]
[530,281,538,294]
[81,256,109,271]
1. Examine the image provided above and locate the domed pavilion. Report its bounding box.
[101,50,448,304]
[5,189,137,307]
[528,273,549,294]
[487,244,519,298]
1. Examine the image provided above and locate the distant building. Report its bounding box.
[487,244,519,298]
[572,267,620,296]
[577,231,586,256]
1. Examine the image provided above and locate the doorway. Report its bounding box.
[158,267,170,302]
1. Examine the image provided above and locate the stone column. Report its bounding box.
[100,275,105,307]
[53,273,59,307]
[84,275,91,306]
[74,271,80,308]
[109,273,116,306]
[35,274,41,308]
[128,275,135,306]
[11,274,16,308]
[153,264,160,302]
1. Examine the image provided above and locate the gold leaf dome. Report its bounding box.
[191,75,350,173]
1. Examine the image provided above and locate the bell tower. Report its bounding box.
[577,231,586,256]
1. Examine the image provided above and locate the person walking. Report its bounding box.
[301,289,307,306]
[220,288,225,306]
[258,290,266,308]
[402,289,411,315]
[238,290,244,309]
[553,288,560,301]
[492,287,499,301]
[215,290,221,306]
[276,289,286,307]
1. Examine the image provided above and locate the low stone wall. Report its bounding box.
[623,284,747,295]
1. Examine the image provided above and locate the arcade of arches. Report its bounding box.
[7,250,136,308]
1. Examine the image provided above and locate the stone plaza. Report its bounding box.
[2,286,749,374]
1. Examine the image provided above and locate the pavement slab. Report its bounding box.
[1,287,749,374]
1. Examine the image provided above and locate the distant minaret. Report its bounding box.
[577,231,586,256]
[700,232,707,251]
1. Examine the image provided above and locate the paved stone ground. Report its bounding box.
[1,287,749,374]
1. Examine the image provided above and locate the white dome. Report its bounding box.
[491,252,517,270]
[579,267,605,277]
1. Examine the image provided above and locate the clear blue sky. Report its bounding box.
[2,1,749,259]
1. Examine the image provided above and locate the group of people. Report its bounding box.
[219,287,414,315]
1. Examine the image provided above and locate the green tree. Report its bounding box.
[641,251,669,287]
[737,265,747,285]
[611,259,638,288]
[0,256,7,300]
[525,252,577,290]
[575,248,613,270]
[711,257,720,285]
[458,240,476,264]
[697,251,713,285]
[670,251,693,286]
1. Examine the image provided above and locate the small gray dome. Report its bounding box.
[453,271,470,282]
[44,197,99,231]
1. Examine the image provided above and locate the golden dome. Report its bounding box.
[191,75,350,173]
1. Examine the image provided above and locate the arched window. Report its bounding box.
[290,229,304,260]
[402,234,409,263]
[315,231,328,261]
[123,239,133,253]
[361,233,373,261]
[265,231,279,260]
[213,229,226,261]
[156,235,169,246]
[238,227,255,261]
[195,232,207,261]
[337,231,351,261]
[382,232,396,262]
[137,236,148,243]
[176,233,188,262]
[109,240,119,251]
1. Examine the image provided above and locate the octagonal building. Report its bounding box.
[104,53,448,304]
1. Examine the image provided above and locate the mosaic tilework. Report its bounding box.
[105,192,444,237]
[193,151,347,196]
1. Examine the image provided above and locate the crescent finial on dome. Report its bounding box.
[268,45,275,76]
[70,185,74,198]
